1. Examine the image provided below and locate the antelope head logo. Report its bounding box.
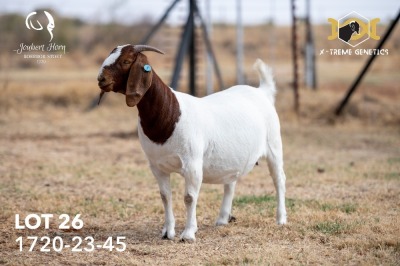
[25,11,55,42]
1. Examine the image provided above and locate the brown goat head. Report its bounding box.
[97,44,164,107]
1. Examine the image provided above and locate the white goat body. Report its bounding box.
[140,75,279,184]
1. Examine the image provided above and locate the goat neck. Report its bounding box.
[136,71,181,145]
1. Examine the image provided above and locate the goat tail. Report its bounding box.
[253,59,276,105]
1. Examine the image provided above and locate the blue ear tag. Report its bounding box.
[144,64,151,72]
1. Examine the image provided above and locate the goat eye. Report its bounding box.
[123,60,131,65]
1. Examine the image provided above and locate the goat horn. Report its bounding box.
[133,45,165,55]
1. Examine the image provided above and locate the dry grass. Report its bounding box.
[1,70,399,265]
[1,24,400,265]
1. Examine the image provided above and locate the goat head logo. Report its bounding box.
[327,11,380,47]
[25,11,55,42]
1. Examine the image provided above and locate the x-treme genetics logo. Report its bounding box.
[320,11,389,56]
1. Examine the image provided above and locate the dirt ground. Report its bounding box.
[0,63,399,265]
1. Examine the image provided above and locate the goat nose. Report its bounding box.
[97,75,105,82]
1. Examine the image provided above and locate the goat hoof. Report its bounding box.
[277,214,287,225]
[161,228,175,240]
[162,234,175,240]
[162,233,172,240]
[216,214,236,226]
[228,215,237,223]
[179,237,195,243]
[215,218,228,226]
[277,219,287,225]
[179,229,196,242]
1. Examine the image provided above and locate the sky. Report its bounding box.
[1,0,399,26]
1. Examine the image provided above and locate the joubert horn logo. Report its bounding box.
[328,11,380,47]
[25,11,55,42]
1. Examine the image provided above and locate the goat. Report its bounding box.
[97,44,287,242]
[339,21,360,42]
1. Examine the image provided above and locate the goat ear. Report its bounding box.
[126,53,153,107]
[350,22,355,31]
